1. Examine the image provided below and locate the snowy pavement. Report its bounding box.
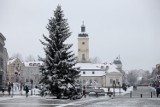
[0,86,159,107]
[72,86,160,107]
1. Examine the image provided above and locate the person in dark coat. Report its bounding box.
[2,88,5,95]
[156,86,160,98]
[25,85,29,97]
[8,85,11,95]
[82,86,86,98]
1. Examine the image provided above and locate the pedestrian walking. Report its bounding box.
[8,85,11,95]
[82,86,86,98]
[2,88,5,95]
[156,86,160,98]
[25,85,29,97]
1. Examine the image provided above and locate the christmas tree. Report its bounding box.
[40,5,80,99]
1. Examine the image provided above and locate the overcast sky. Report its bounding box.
[0,0,160,71]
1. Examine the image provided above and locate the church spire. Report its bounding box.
[78,21,88,37]
[81,21,85,32]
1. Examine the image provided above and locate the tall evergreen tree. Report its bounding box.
[40,5,80,99]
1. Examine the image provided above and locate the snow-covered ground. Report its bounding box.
[0,88,40,95]
[101,86,133,95]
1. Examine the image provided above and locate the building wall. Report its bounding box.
[105,72,122,87]
[76,76,102,87]
[23,66,41,87]
[78,37,89,63]
[76,72,123,88]
[0,33,8,89]
[7,58,25,83]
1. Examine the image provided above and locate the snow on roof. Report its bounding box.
[24,61,44,67]
[75,63,106,70]
[80,71,105,77]
[7,58,17,65]
[107,64,120,73]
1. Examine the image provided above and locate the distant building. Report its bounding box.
[75,63,123,88]
[0,33,8,89]
[77,23,89,63]
[76,24,123,88]
[7,58,25,84]
[23,61,44,87]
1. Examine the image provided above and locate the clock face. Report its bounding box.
[82,42,85,45]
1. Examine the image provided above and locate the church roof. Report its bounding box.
[107,64,120,73]
[113,59,122,64]
[78,33,88,37]
[75,63,106,70]
[80,70,105,77]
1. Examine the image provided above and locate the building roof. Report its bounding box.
[80,70,105,77]
[24,61,44,67]
[75,63,106,70]
[78,33,88,37]
[107,64,120,73]
[113,59,122,64]
[7,58,17,65]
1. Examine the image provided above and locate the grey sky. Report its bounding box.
[0,0,160,71]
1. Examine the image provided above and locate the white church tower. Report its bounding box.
[77,22,89,63]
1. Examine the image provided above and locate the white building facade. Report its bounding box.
[23,61,43,87]
[76,24,123,88]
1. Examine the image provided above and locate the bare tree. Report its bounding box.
[11,53,23,61]
[139,70,151,85]
[25,55,35,62]
[127,70,138,85]
[90,57,101,64]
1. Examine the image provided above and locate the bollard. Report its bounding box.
[151,92,152,98]
[141,94,142,98]
[130,91,132,98]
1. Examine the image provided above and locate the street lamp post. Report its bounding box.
[118,82,121,95]
[112,80,116,97]
[31,79,33,95]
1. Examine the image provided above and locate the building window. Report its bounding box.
[83,71,85,74]
[37,63,40,66]
[101,66,104,69]
[110,79,113,84]
[29,63,32,66]
[82,54,85,60]
[90,79,92,84]
[0,57,3,69]
[83,80,86,84]
[92,71,95,74]
[33,63,36,66]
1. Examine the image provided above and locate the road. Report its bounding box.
[0,86,159,107]
[73,86,160,107]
